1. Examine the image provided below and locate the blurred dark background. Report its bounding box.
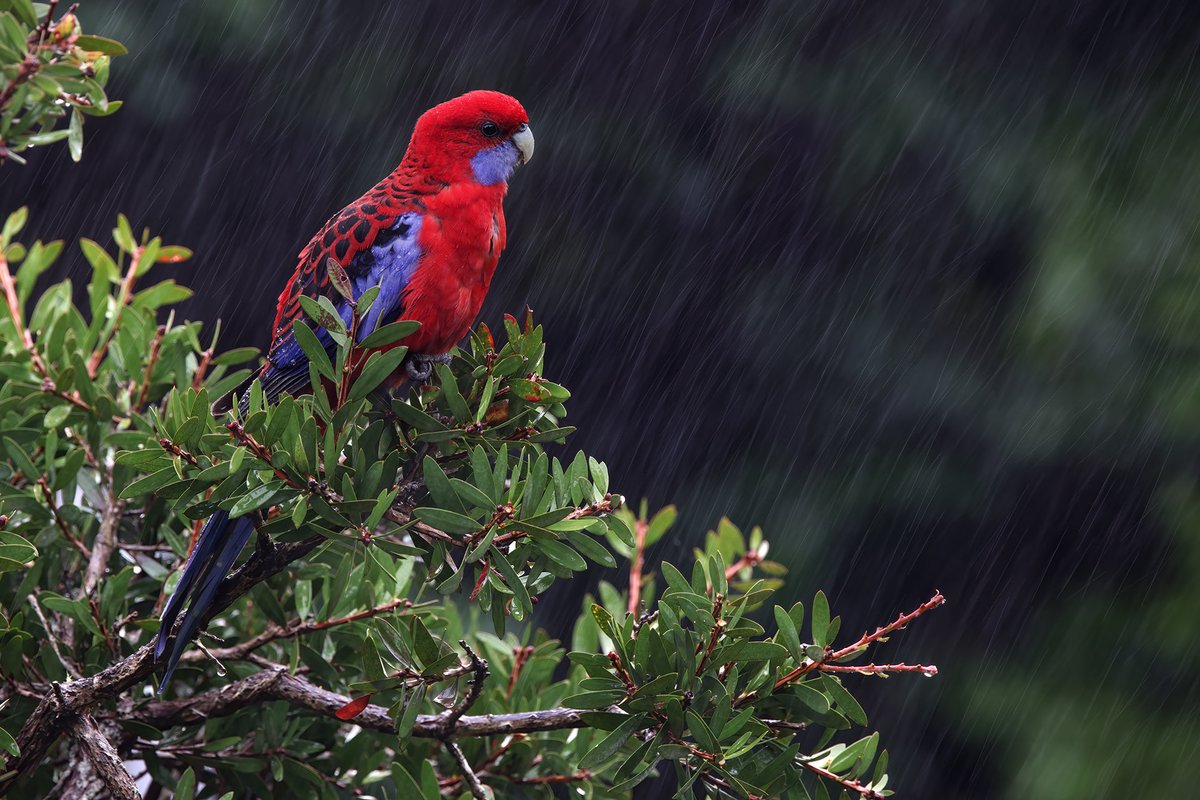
[6,1,1200,796]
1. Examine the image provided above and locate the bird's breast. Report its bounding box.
[399,187,506,355]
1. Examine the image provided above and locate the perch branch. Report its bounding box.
[444,739,487,800]
[180,596,416,663]
[0,534,323,791]
[65,714,138,800]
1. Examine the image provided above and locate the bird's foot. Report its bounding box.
[404,352,452,382]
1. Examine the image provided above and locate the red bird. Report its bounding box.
[154,91,534,688]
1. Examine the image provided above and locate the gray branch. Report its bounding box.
[65,713,138,800]
[133,667,616,739]
[0,534,322,792]
[82,482,124,597]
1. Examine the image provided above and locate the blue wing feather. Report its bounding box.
[256,212,423,405]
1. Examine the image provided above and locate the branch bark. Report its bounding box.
[0,534,322,792]
[83,478,124,597]
[131,667,808,742]
[133,667,617,739]
[65,714,138,800]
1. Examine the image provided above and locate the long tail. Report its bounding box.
[153,509,256,691]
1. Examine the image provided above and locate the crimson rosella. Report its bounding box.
[153,90,534,689]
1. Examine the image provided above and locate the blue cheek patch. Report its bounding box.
[471,140,520,186]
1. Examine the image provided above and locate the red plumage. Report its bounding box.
[155,92,533,691]
[270,90,529,364]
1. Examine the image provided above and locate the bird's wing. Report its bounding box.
[255,198,426,404]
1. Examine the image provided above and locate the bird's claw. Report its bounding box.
[404,352,452,381]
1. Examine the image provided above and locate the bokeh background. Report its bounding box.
[5,1,1200,796]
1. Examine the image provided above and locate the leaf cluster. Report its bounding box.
[0,1,125,165]
[0,208,934,798]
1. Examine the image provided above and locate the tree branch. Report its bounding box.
[444,739,487,800]
[0,534,322,792]
[82,475,123,597]
[735,590,946,707]
[179,596,416,664]
[65,714,138,800]
[131,667,810,743]
[132,667,616,738]
[433,641,488,735]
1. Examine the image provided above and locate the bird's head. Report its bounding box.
[408,90,533,187]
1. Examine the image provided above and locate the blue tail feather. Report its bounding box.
[154,509,256,691]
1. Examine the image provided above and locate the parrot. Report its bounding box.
[152,90,534,690]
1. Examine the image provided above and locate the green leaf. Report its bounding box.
[9,0,36,27]
[298,294,344,335]
[579,713,644,769]
[567,531,616,568]
[114,213,136,253]
[326,257,354,302]
[730,641,788,663]
[156,245,193,263]
[0,725,18,757]
[396,683,426,738]
[390,763,424,800]
[489,545,531,619]
[644,504,677,546]
[812,590,831,648]
[347,347,408,403]
[823,675,868,726]
[774,605,804,660]
[435,363,470,421]
[534,536,587,571]
[421,456,462,511]
[75,34,129,55]
[412,507,479,535]
[411,617,439,668]
[389,398,444,432]
[449,477,492,510]
[686,710,720,754]
[590,603,617,639]
[115,448,168,470]
[176,767,196,800]
[564,689,626,709]
[292,322,334,380]
[359,320,420,350]
[119,466,179,498]
[229,483,288,518]
[133,279,192,309]
[2,207,28,247]
[790,682,830,715]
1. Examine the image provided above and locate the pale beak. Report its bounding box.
[512,123,534,165]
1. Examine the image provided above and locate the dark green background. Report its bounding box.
[5,1,1199,796]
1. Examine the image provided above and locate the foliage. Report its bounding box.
[0,205,941,798]
[0,0,125,165]
[0,34,940,797]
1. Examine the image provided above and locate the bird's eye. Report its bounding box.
[480,121,501,138]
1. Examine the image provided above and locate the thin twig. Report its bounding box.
[627,517,648,615]
[801,759,886,799]
[435,641,489,735]
[180,596,416,663]
[820,662,938,676]
[0,250,48,375]
[36,477,89,558]
[444,739,487,799]
[87,245,143,378]
[135,325,166,407]
[736,591,945,707]
[82,473,124,597]
[27,594,81,679]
